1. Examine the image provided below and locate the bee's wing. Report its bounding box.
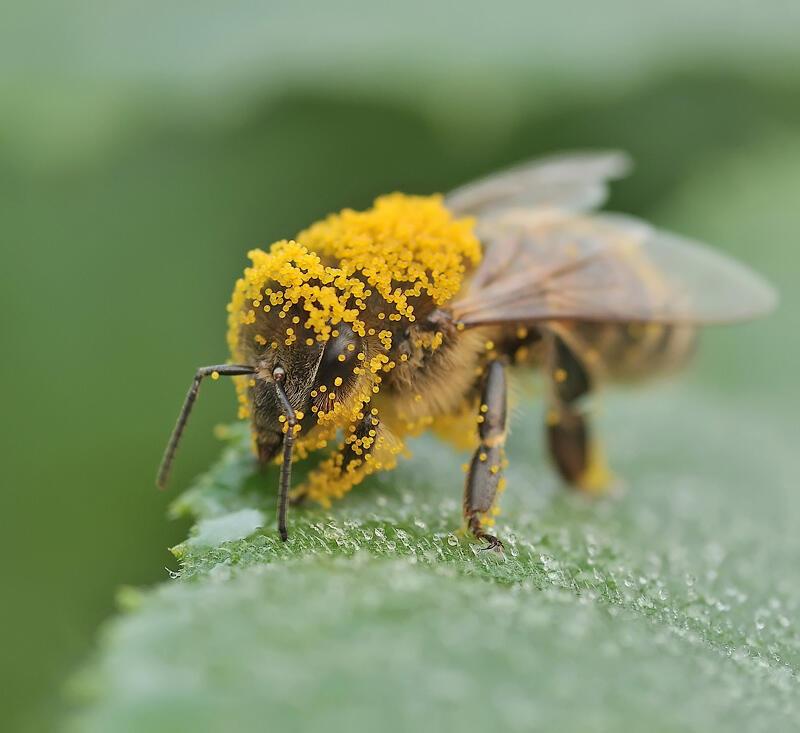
[451,211,777,326]
[445,151,632,218]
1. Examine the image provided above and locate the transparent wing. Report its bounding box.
[445,150,632,218]
[451,210,777,326]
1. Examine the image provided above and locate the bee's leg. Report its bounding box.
[545,335,612,494]
[288,410,381,506]
[341,410,381,475]
[464,359,507,551]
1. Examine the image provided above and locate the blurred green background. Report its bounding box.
[2,2,799,731]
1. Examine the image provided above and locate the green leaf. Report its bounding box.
[70,380,800,732]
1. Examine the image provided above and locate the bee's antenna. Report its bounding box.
[271,366,296,542]
[156,364,256,490]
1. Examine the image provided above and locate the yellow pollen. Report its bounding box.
[225,193,480,489]
[211,371,220,380]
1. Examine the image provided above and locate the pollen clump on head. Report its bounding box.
[228,194,478,355]
[226,194,480,426]
[298,193,480,317]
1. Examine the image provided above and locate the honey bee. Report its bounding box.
[157,151,775,549]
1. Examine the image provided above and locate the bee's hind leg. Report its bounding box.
[463,359,507,551]
[545,334,612,494]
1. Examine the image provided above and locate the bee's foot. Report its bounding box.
[478,534,505,553]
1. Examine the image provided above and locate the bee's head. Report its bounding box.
[241,308,370,460]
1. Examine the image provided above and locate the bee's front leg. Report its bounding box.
[463,359,507,551]
[341,409,381,475]
[288,409,381,506]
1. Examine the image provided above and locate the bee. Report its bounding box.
[157,151,776,549]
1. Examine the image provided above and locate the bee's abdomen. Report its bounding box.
[564,321,697,382]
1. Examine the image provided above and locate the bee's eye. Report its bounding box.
[316,326,361,392]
